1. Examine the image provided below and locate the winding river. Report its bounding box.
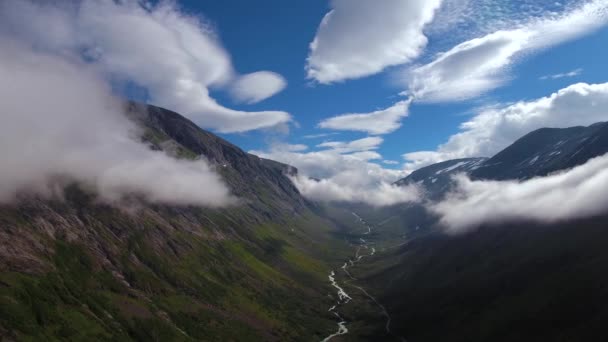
[321,213,405,341]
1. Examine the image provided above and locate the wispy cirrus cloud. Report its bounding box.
[302,132,341,139]
[383,160,400,165]
[316,136,384,153]
[540,68,583,80]
[403,0,608,102]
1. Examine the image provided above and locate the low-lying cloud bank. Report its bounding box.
[431,153,608,233]
[290,175,420,207]
[251,138,420,206]
[0,37,233,207]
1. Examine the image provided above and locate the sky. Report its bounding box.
[178,0,608,170]
[1,0,608,208]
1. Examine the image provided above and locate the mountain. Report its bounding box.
[0,103,348,341]
[128,102,304,213]
[471,122,608,180]
[4,101,608,342]
[360,122,608,341]
[394,122,608,194]
[394,158,487,199]
[367,212,608,342]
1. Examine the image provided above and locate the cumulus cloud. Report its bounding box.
[306,0,443,84]
[403,82,608,171]
[230,71,287,104]
[0,0,289,133]
[0,36,233,206]
[251,139,419,206]
[318,100,411,135]
[431,153,608,233]
[404,0,608,102]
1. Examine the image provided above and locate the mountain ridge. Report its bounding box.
[0,102,345,341]
[394,122,608,198]
[358,120,608,342]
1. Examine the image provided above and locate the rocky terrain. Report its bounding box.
[0,103,348,341]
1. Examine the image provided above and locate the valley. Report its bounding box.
[2,1,608,341]
[2,103,608,341]
[320,210,408,342]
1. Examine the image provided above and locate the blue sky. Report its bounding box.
[170,0,608,169]
[4,0,607,205]
[2,0,608,209]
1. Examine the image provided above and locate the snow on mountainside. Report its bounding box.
[395,122,608,199]
[394,158,487,199]
[471,122,608,180]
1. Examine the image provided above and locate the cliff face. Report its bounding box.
[0,103,341,341]
[129,102,307,214]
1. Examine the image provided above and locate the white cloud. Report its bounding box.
[432,153,608,233]
[405,29,530,102]
[317,136,383,153]
[383,160,399,165]
[404,0,608,102]
[268,143,310,152]
[427,0,580,46]
[0,37,233,206]
[302,132,340,139]
[290,175,420,207]
[403,82,608,171]
[230,71,287,104]
[251,139,418,206]
[306,0,443,84]
[0,0,290,133]
[318,100,411,135]
[540,68,583,80]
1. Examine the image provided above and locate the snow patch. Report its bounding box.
[436,161,469,175]
[528,156,539,165]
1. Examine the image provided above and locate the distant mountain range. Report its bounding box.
[395,122,608,198]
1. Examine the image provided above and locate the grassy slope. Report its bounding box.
[0,199,351,341]
[0,125,357,341]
